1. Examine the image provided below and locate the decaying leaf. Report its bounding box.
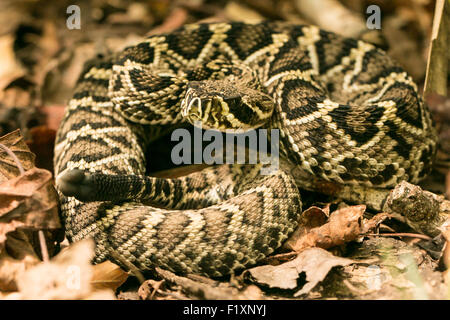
[91,261,129,292]
[361,212,391,234]
[155,267,264,300]
[247,247,354,296]
[284,205,365,252]
[0,129,60,232]
[0,129,61,295]
[0,228,43,291]
[0,167,59,228]
[0,220,25,250]
[0,247,39,292]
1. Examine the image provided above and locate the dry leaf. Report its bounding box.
[0,129,35,183]
[0,129,60,239]
[11,239,115,300]
[91,261,129,291]
[0,129,61,294]
[0,248,39,292]
[0,167,60,229]
[247,247,354,296]
[362,212,391,234]
[284,205,365,252]
[282,205,329,250]
[0,229,42,291]
[0,220,25,250]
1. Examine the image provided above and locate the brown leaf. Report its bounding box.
[0,129,61,293]
[284,205,365,252]
[247,247,354,296]
[0,247,39,292]
[91,261,129,292]
[0,129,60,247]
[0,167,60,229]
[14,239,115,299]
[0,229,42,291]
[0,220,25,249]
[362,212,391,234]
[155,267,262,300]
[282,205,329,250]
[0,129,35,183]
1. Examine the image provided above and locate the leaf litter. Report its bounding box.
[0,129,128,299]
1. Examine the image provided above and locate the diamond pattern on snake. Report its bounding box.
[54,22,437,277]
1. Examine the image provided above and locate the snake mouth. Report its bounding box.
[182,88,230,129]
[182,97,202,120]
[181,88,203,120]
[181,79,275,132]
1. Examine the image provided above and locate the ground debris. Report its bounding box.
[284,204,365,252]
[1,240,116,300]
[247,247,354,297]
[383,181,450,237]
[153,267,264,300]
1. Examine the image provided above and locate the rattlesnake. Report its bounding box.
[54,22,437,277]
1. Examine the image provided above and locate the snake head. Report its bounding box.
[181,80,275,132]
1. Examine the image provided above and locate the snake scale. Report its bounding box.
[54,22,438,277]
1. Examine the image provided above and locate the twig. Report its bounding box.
[155,267,245,300]
[365,232,432,241]
[149,280,164,300]
[424,0,448,97]
[262,251,298,264]
[38,230,49,262]
[0,142,25,174]
[155,288,190,300]
[109,250,146,284]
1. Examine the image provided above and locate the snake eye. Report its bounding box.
[223,95,241,107]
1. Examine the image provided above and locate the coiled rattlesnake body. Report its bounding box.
[54,22,437,277]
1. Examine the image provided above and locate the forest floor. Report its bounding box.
[0,0,449,300]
